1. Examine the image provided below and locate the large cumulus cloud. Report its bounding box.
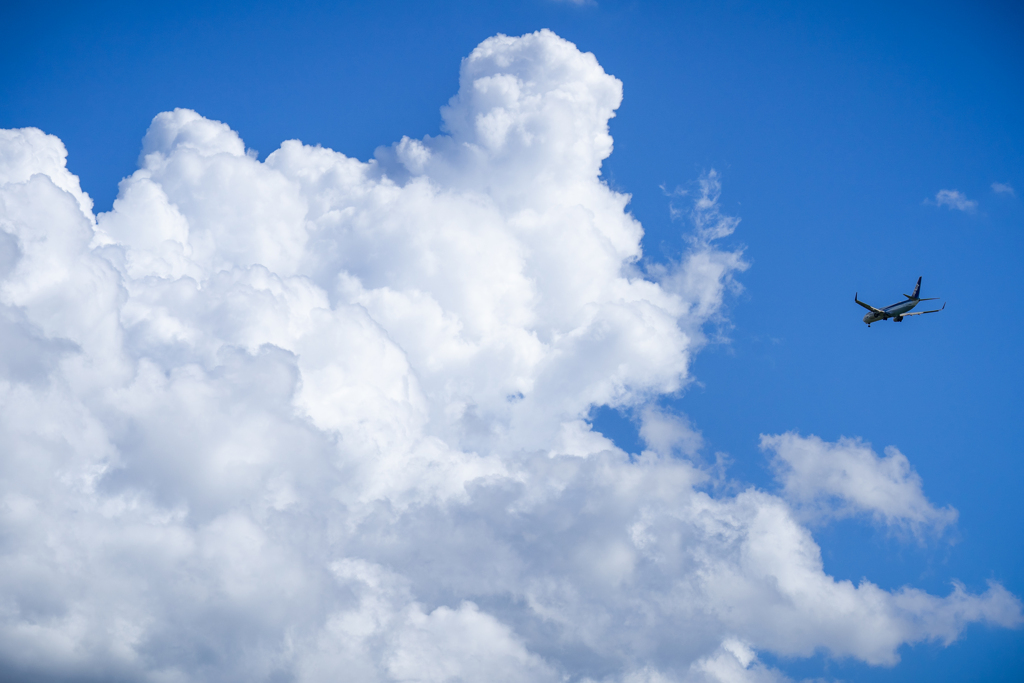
[0,29,1018,683]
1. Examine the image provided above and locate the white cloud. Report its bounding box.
[932,189,977,212]
[640,405,704,458]
[0,29,1018,683]
[992,182,1015,196]
[762,432,958,534]
[686,639,789,683]
[0,127,95,220]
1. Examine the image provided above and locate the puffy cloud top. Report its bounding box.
[0,30,1018,683]
[763,432,958,534]
[0,127,95,219]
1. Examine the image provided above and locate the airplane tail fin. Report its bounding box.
[905,276,922,300]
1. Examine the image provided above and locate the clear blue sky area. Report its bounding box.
[3,1,1022,680]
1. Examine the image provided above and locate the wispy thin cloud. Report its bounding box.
[992,182,1015,196]
[660,182,688,220]
[932,189,977,212]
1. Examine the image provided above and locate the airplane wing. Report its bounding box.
[854,294,884,314]
[900,303,946,317]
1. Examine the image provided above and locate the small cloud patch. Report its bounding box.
[932,189,977,212]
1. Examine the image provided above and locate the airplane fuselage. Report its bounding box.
[862,299,919,324]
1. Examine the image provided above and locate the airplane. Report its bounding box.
[855,277,945,327]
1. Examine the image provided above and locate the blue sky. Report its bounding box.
[2,1,1022,681]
